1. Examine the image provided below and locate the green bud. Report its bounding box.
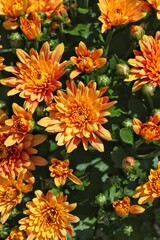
[122,118,133,128]
[0,223,9,238]
[130,25,145,41]
[8,32,23,48]
[95,193,107,207]
[35,32,47,42]
[38,11,47,20]
[42,19,52,27]
[116,63,130,77]
[0,100,7,109]
[142,83,155,96]
[36,106,47,117]
[49,39,60,50]
[123,225,133,236]
[152,109,160,115]
[97,75,111,87]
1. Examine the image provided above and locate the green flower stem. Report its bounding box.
[137,150,160,159]
[134,138,144,148]
[76,0,89,8]
[59,22,66,42]
[104,28,115,57]
[147,94,154,110]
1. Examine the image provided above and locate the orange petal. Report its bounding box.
[129,205,145,214]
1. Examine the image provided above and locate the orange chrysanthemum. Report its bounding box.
[0,169,33,224]
[26,0,68,18]
[6,228,26,240]
[19,190,79,240]
[98,0,147,33]
[133,162,160,204]
[0,103,33,147]
[125,31,160,91]
[49,158,82,186]
[0,133,48,183]
[0,45,6,70]
[20,12,41,40]
[38,80,117,153]
[112,196,145,217]
[70,41,106,79]
[0,0,29,30]
[147,0,160,19]
[133,114,160,141]
[0,42,68,113]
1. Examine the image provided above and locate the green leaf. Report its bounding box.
[77,7,89,14]
[108,105,122,117]
[109,54,119,70]
[63,24,92,39]
[129,96,148,120]
[120,128,134,145]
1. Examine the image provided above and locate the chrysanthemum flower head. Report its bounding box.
[0,133,48,183]
[133,114,160,141]
[49,158,82,186]
[0,0,29,30]
[26,0,67,18]
[112,196,145,217]
[20,12,41,40]
[133,162,160,204]
[38,80,117,153]
[0,103,33,147]
[0,169,33,224]
[147,0,160,19]
[98,0,147,33]
[0,41,68,113]
[6,228,26,240]
[125,31,160,91]
[19,190,79,239]
[70,41,107,79]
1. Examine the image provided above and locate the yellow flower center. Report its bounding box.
[3,187,19,202]
[41,206,61,228]
[68,104,90,128]
[31,68,49,88]
[12,116,30,133]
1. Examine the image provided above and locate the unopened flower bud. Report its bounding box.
[97,75,111,87]
[124,225,133,236]
[122,156,135,171]
[38,11,47,20]
[36,106,47,117]
[130,25,145,40]
[8,32,23,48]
[42,19,52,27]
[49,39,60,50]
[142,83,155,96]
[0,100,7,109]
[116,63,130,77]
[122,118,133,128]
[95,193,107,207]
[152,109,160,116]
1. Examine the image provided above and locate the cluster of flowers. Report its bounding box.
[0,0,159,239]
